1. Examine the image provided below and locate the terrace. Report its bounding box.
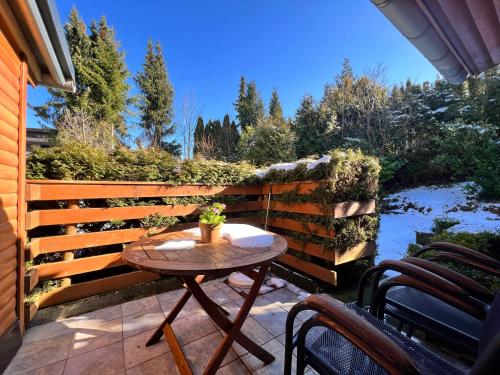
[1,0,499,374]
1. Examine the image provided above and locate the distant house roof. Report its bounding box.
[372,0,500,84]
[2,0,75,91]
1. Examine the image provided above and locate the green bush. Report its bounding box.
[433,123,500,198]
[408,231,500,290]
[264,149,380,202]
[238,121,296,167]
[431,216,460,233]
[27,143,257,185]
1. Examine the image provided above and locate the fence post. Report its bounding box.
[60,200,78,287]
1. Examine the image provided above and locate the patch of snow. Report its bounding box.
[431,107,447,114]
[377,182,500,263]
[306,155,331,170]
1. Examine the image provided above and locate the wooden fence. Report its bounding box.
[24,179,376,321]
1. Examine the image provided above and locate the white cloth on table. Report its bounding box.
[154,240,196,250]
[221,224,273,248]
[182,224,273,248]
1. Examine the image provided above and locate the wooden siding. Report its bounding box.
[0,27,24,335]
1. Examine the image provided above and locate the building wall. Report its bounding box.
[0,23,27,345]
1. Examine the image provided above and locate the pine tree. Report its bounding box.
[33,8,130,149]
[244,82,265,129]
[135,40,175,149]
[193,116,204,156]
[234,77,264,130]
[88,16,130,139]
[235,76,247,127]
[293,95,336,158]
[269,88,286,128]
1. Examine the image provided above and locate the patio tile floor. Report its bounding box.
[5,276,312,375]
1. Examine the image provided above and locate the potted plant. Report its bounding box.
[199,203,226,243]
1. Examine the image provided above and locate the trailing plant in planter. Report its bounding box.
[199,203,226,243]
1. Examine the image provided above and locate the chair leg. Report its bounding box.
[296,352,307,375]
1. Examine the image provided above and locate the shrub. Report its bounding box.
[408,231,500,290]
[433,122,500,198]
[140,213,179,229]
[238,120,296,166]
[263,149,380,202]
[431,216,460,233]
[27,143,257,185]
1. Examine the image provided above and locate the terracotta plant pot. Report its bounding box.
[199,222,223,243]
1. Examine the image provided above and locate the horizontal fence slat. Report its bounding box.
[27,201,262,229]
[37,270,160,308]
[278,253,337,285]
[26,181,262,201]
[36,252,124,280]
[283,237,375,265]
[265,199,376,218]
[263,181,325,195]
[28,228,147,258]
[265,217,334,238]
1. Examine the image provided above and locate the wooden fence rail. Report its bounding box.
[24,179,376,321]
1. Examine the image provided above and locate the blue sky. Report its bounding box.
[28,0,439,143]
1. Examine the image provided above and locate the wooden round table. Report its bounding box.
[122,227,288,375]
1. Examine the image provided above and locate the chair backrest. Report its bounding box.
[471,294,500,375]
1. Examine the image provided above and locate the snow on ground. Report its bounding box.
[377,182,500,263]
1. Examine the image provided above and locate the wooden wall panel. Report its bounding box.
[0,27,20,336]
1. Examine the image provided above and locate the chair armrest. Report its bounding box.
[373,274,487,321]
[295,295,418,375]
[415,242,500,269]
[357,259,469,308]
[403,256,494,304]
[429,252,500,277]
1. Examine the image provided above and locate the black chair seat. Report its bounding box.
[384,286,484,353]
[303,303,463,375]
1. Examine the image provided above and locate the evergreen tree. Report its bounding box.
[235,76,247,127]
[135,40,175,149]
[234,76,264,130]
[33,8,130,148]
[238,118,296,166]
[193,116,205,156]
[269,88,286,128]
[293,95,336,158]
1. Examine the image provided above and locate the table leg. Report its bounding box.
[184,264,275,375]
[146,275,206,347]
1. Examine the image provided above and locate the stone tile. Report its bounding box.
[122,310,165,339]
[30,360,66,375]
[219,285,245,303]
[217,358,251,374]
[231,317,275,357]
[182,331,238,374]
[125,352,179,375]
[249,295,275,316]
[64,341,124,375]
[205,287,233,305]
[263,288,301,311]
[171,311,218,346]
[156,288,184,311]
[175,297,205,320]
[251,302,291,337]
[5,336,72,374]
[69,318,123,357]
[79,305,122,322]
[123,329,170,369]
[158,291,204,320]
[23,318,79,344]
[121,296,161,317]
[240,338,295,375]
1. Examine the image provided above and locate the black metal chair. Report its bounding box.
[376,242,500,355]
[284,260,498,375]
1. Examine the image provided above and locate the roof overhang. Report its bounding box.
[372,0,500,84]
[1,0,75,91]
